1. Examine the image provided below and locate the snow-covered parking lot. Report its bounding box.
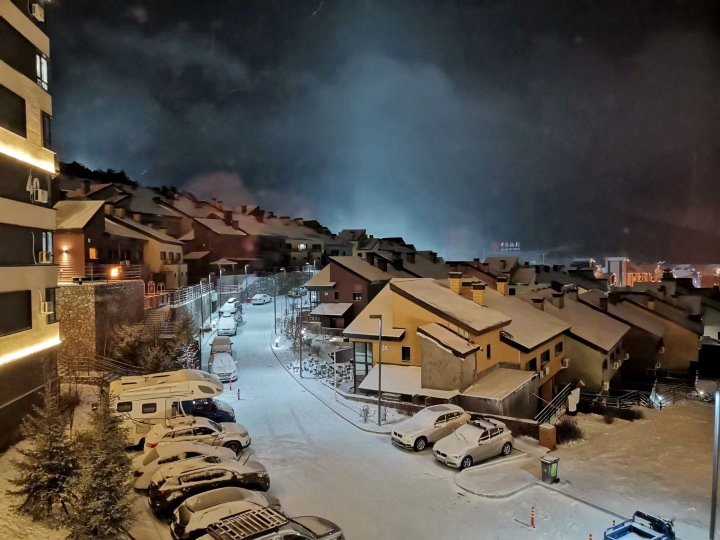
[1,296,715,539]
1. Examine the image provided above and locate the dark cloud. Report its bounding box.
[48,0,720,261]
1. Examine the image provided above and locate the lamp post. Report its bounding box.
[244,264,249,301]
[711,388,720,539]
[369,314,382,426]
[299,328,306,378]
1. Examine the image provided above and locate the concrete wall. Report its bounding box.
[558,338,605,391]
[458,377,539,419]
[419,336,475,392]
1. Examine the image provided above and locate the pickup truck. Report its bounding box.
[604,511,675,540]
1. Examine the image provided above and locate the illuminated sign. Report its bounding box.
[492,241,521,252]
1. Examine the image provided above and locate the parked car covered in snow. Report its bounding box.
[148,457,270,515]
[216,313,237,336]
[198,505,344,540]
[210,352,238,383]
[391,404,470,451]
[132,441,237,490]
[251,293,272,305]
[433,416,513,470]
[287,287,308,298]
[171,487,281,540]
[144,416,250,455]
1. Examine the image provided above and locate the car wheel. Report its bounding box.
[460,456,473,470]
[224,441,242,455]
[413,437,428,452]
[502,442,512,456]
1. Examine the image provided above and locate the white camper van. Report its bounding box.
[110,370,235,446]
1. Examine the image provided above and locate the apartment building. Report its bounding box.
[0,0,60,449]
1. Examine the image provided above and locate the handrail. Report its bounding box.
[534,383,573,424]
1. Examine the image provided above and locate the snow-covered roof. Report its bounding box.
[512,266,536,285]
[183,251,210,260]
[480,287,570,351]
[167,194,224,218]
[331,256,392,283]
[359,364,458,399]
[390,278,511,336]
[104,218,148,241]
[304,266,334,288]
[580,291,665,338]
[343,287,406,340]
[461,368,534,401]
[523,289,630,352]
[108,216,183,245]
[196,218,247,237]
[179,229,195,241]
[119,185,179,217]
[337,229,366,242]
[210,258,238,266]
[310,303,353,317]
[417,323,481,358]
[54,200,105,230]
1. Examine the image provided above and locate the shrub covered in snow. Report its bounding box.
[556,417,584,444]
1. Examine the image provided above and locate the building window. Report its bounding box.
[526,357,537,371]
[116,402,132,413]
[45,287,57,324]
[555,342,563,357]
[334,291,339,300]
[41,112,52,149]
[0,290,32,337]
[87,247,97,260]
[330,250,339,256]
[486,344,492,359]
[141,403,157,414]
[160,251,167,262]
[402,347,411,362]
[354,341,373,378]
[312,244,321,250]
[541,350,550,368]
[36,54,49,91]
[0,83,27,137]
[298,243,307,251]
[602,359,608,370]
[353,292,362,301]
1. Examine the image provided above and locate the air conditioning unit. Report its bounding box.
[33,188,49,204]
[38,250,52,264]
[40,301,54,315]
[612,361,621,370]
[623,352,630,361]
[31,3,45,22]
[538,370,545,379]
[659,346,665,354]
[602,381,610,392]
[561,358,570,369]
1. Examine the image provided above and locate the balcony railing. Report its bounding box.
[169,282,214,308]
[58,263,143,284]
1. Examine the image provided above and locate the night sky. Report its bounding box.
[47,0,720,262]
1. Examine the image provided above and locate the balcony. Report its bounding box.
[58,263,143,284]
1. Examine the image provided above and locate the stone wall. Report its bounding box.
[56,281,145,359]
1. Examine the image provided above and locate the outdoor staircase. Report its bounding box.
[58,353,144,385]
[143,306,176,339]
[534,383,574,424]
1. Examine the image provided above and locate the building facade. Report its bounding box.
[0,0,60,449]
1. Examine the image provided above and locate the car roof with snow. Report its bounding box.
[150,416,217,436]
[184,487,256,512]
[153,440,225,458]
[424,404,464,413]
[163,458,265,482]
[468,416,506,430]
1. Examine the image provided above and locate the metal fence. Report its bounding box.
[169,282,214,308]
[58,263,143,283]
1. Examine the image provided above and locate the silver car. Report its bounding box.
[433,416,513,470]
[391,404,470,451]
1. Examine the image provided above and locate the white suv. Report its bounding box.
[391,404,470,451]
[251,294,272,305]
[145,417,250,455]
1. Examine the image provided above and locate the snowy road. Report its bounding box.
[195,299,619,540]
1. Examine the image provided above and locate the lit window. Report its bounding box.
[88,247,98,260]
[555,342,563,356]
[36,54,48,91]
[298,243,307,251]
[353,292,362,301]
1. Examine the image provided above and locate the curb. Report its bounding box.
[268,337,392,435]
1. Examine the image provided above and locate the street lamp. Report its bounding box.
[369,314,383,426]
[273,268,284,336]
[711,388,720,539]
[244,264,249,301]
[299,328,306,378]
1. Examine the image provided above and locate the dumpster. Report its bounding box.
[540,456,559,483]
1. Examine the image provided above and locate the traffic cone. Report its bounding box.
[530,506,535,528]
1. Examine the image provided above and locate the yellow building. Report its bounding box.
[0,0,60,449]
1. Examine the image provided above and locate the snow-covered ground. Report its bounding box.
[1,295,715,539]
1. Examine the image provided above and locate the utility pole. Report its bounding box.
[273,276,277,335]
[244,264,249,301]
[712,388,720,539]
[370,314,382,426]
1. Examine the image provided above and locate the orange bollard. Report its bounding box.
[530,506,535,528]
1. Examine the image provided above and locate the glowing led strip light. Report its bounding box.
[0,142,56,173]
[0,336,61,368]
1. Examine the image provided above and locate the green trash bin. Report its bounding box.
[540,456,559,483]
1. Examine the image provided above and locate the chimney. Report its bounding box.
[473,257,480,268]
[223,210,233,225]
[133,213,142,222]
[599,295,608,311]
[449,272,463,294]
[366,252,375,266]
[232,220,240,229]
[294,217,304,226]
[432,252,438,263]
[608,292,621,305]
[496,276,509,296]
[211,197,217,207]
[378,259,387,271]
[158,227,168,235]
[647,298,656,310]
[500,259,507,271]
[480,262,490,273]
[566,287,579,302]
[267,212,275,219]
[280,216,290,225]
[241,204,247,214]
[531,297,545,311]
[104,204,113,216]
[255,212,265,223]
[407,252,416,264]
[216,200,223,210]
[81,180,90,194]
[472,282,486,306]
[551,291,565,309]
[113,207,126,218]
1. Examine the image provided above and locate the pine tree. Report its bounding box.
[70,393,132,539]
[10,384,77,521]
